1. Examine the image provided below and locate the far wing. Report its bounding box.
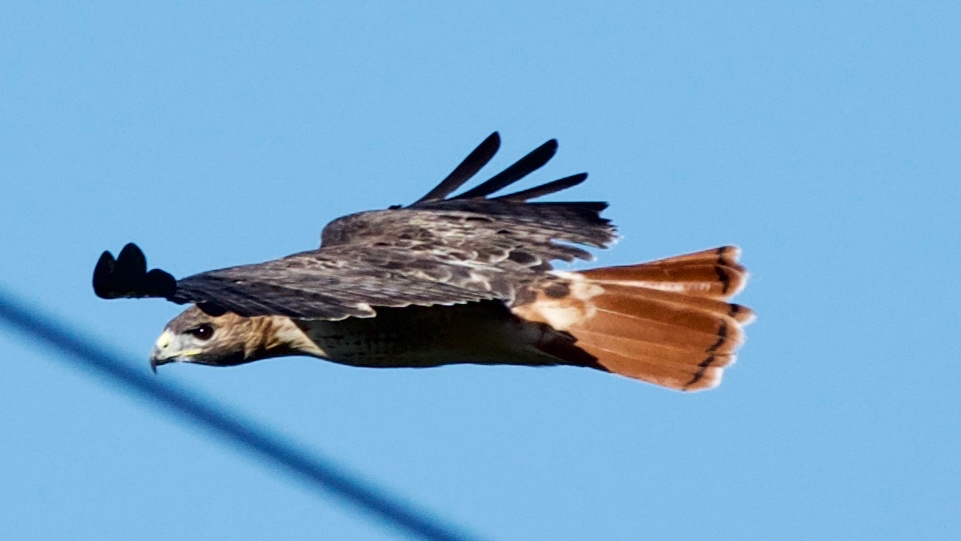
[320,132,616,272]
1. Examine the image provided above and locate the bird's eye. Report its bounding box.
[189,324,214,341]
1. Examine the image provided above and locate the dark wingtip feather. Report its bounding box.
[92,250,118,298]
[93,243,177,300]
[533,201,609,212]
[115,243,147,284]
[494,173,589,201]
[452,139,559,200]
[414,132,501,203]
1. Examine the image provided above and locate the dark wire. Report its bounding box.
[0,287,486,541]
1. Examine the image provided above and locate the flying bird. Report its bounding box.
[93,133,753,391]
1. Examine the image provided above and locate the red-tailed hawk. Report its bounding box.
[93,133,753,391]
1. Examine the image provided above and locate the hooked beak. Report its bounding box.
[149,353,172,374]
[149,329,206,373]
[149,330,176,374]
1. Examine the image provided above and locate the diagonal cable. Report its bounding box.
[0,286,487,541]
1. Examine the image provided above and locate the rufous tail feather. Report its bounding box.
[512,246,755,391]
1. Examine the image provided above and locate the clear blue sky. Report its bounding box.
[2,2,959,540]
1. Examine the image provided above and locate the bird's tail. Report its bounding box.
[512,247,755,391]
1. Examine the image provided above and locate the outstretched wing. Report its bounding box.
[94,243,505,320]
[94,133,616,320]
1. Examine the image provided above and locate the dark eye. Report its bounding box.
[189,324,214,341]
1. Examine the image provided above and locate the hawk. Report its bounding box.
[93,133,753,391]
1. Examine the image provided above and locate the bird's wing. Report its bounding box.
[93,133,616,320]
[321,132,615,265]
[94,243,509,320]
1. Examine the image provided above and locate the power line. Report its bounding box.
[0,287,487,541]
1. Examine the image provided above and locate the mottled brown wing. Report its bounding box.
[321,132,616,271]
[321,202,613,270]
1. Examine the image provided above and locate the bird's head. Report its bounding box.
[149,305,308,372]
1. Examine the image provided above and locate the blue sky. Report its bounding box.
[2,2,959,540]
